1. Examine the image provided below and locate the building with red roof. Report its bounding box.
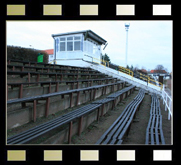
[42,49,54,63]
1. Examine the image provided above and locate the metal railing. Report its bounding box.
[162,84,172,120]
[92,57,163,90]
[118,66,134,79]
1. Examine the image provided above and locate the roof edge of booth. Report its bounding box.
[52,30,107,45]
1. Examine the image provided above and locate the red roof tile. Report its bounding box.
[150,70,167,73]
[42,49,54,55]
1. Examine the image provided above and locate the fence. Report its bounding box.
[162,84,172,120]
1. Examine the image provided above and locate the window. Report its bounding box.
[59,35,82,51]
[67,41,73,51]
[67,37,73,41]
[74,36,81,40]
[60,37,65,51]
[60,42,65,51]
[74,41,81,50]
[60,38,65,41]
[74,36,81,51]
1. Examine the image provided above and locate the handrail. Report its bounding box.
[92,57,107,67]
[52,57,163,90]
[162,85,172,120]
[118,66,134,78]
[93,57,162,90]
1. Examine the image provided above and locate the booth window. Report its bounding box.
[60,37,65,51]
[59,35,82,51]
[74,36,81,51]
[67,37,73,51]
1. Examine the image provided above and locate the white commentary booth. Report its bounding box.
[52,30,107,67]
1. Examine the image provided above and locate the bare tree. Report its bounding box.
[155,65,165,73]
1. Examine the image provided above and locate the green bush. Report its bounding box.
[7,45,49,63]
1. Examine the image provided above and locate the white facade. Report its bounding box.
[52,30,106,66]
[48,54,54,63]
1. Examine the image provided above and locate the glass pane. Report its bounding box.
[60,37,65,41]
[67,41,73,51]
[67,37,73,41]
[74,41,80,50]
[74,36,81,40]
[60,42,65,51]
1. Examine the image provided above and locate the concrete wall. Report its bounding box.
[8,79,114,100]
[7,83,122,129]
[40,91,131,144]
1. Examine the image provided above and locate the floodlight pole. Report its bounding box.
[125,23,130,68]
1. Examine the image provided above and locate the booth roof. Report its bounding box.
[52,30,107,45]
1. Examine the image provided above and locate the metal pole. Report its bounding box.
[125,29,128,67]
[125,23,130,68]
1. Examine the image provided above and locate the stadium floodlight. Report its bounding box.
[125,23,130,67]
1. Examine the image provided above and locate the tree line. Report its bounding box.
[101,53,169,74]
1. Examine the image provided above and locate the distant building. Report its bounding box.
[150,70,167,74]
[137,69,147,75]
[42,49,54,63]
[52,30,107,66]
[148,69,170,79]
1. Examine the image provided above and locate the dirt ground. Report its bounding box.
[71,89,172,145]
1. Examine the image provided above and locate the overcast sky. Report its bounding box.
[7,20,172,72]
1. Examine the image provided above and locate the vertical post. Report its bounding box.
[90,89,93,101]
[93,88,97,100]
[22,102,26,108]
[49,83,51,93]
[76,91,80,106]
[68,121,73,144]
[19,84,23,98]
[55,74,57,81]
[72,82,74,89]
[28,73,30,83]
[101,104,105,116]
[56,82,59,92]
[37,74,40,82]
[33,100,37,122]
[46,97,50,117]
[102,87,104,95]
[70,93,73,107]
[90,80,93,86]
[77,82,79,89]
[113,99,116,109]
[77,74,78,80]
[78,116,83,136]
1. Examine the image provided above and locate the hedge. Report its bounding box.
[7,45,49,63]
